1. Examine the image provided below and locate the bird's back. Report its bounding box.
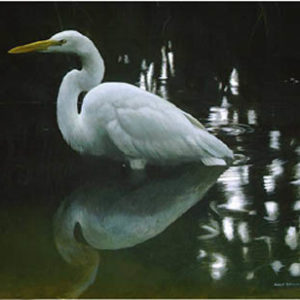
[81,82,233,167]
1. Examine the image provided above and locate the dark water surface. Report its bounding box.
[2,2,300,298]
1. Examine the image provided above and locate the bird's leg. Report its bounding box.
[129,158,147,170]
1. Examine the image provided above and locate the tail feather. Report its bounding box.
[194,129,234,166]
[201,157,227,166]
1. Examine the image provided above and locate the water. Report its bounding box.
[2,2,300,298]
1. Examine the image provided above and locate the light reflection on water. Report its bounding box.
[138,40,175,100]
[229,67,239,96]
[263,159,284,195]
[2,37,300,298]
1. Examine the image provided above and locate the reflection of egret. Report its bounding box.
[53,164,225,296]
[53,211,99,298]
[9,30,233,169]
[54,165,225,253]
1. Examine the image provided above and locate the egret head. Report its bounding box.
[8,30,91,55]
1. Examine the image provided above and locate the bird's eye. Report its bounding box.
[58,39,67,45]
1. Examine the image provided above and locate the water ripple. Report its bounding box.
[206,123,254,137]
[232,154,250,166]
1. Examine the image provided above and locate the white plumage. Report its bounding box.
[9,30,233,169]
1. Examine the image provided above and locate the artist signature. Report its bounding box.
[274,282,300,287]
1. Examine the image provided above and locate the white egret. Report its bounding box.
[9,30,233,169]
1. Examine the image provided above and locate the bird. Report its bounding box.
[8,30,233,170]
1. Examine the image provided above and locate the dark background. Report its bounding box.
[2,2,300,104]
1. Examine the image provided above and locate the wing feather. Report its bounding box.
[83,83,233,166]
[106,104,233,165]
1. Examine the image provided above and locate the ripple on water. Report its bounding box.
[208,200,254,219]
[232,153,250,166]
[206,123,254,136]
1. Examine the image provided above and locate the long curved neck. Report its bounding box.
[57,40,104,152]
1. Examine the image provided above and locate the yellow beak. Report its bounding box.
[8,39,61,54]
